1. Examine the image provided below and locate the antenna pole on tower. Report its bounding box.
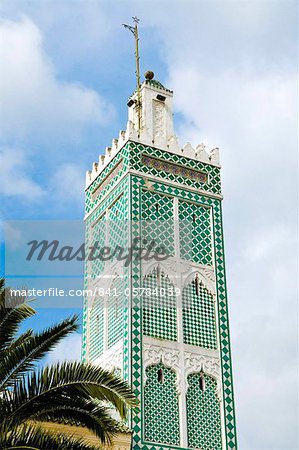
[122,16,141,136]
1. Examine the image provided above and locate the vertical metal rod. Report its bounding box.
[134,22,141,135]
[123,18,142,136]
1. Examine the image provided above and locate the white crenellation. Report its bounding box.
[209,147,220,165]
[85,78,221,189]
[195,143,210,163]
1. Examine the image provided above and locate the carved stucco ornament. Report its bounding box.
[185,352,222,401]
[143,342,222,401]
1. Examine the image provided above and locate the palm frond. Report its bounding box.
[0,421,103,450]
[29,401,121,444]
[3,361,136,427]
[2,330,33,352]
[0,278,136,448]
[0,316,78,390]
[0,299,35,352]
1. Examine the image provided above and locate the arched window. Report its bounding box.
[89,296,104,360]
[186,372,222,449]
[143,269,177,341]
[107,276,124,348]
[144,363,180,445]
[182,278,217,349]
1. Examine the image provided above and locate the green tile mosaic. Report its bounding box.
[142,269,177,342]
[179,200,213,266]
[83,140,237,450]
[108,276,125,349]
[85,145,129,214]
[90,213,106,279]
[186,373,221,449]
[129,173,237,450]
[144,363,180,446]
[128,141,221,196]
[89,296,104,360]
[82,177,130,378]
[108,193,126,261]
[183,279,217,349]
[141,189,174,256]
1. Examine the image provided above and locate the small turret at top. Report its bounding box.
[127,70,176,150]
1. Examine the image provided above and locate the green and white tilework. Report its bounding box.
[182,280,217,349]
[186,373,222,449]
[107,276,124,349]
[83,140,237,450]
[89,296,104,360]
[128,141,221,196]
[144,363,180,446]
[129,168,237,450]
[141,189,174,256]
[142,269,177,341]
[179,200,213,266]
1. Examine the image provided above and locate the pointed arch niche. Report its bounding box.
[182,272,217,349]
[186,371,222,450]
[142,265,178,342]
[144,362,180,446]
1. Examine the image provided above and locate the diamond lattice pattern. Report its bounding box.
[89,296,104,360]
[107,276,124,348]
[183,280,217,349]
[142,269,177,341]
[141,189,174,256]
[108,194,126,261]
[144,363,180,445]
[89,214,106,279]
[187,373,222,449]
[179,200,212,266]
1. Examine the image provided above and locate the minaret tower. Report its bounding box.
[82,70,237,449]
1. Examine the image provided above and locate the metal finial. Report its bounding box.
[145,70,154,80]
[123,17,141,136]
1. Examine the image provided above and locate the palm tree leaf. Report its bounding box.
[29,402,121,444]
[0,278,135,447]
[0,316,78,390]
[0,299,35,352]
[3,362,137,427]
[2,330,33,353]
[0,421,103,450]
[0,394,126,444]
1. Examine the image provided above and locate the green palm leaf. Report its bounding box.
[0,278,136,448]
[4,362,136,424]
[0,316,78,390]
[0,300,35,352]
[0,421,103,450]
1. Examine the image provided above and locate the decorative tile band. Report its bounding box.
[92,158,124,200]
[141,154,208,184]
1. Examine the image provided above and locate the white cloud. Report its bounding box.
[0,17,114,141]
[0,147,44,200]
[3,221,24,250]
[146,4,298,448]
[243,224,295,263]
[50,163,85,204]
[46,332,82,365]
[0,2,297,448]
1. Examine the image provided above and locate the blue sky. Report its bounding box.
[0,1,298,449]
